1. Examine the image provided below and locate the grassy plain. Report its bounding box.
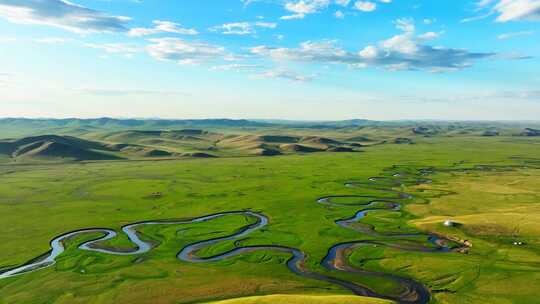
[205,294,392,304]
[0,136,539,303]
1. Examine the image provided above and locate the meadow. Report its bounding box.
[1,134,539,304]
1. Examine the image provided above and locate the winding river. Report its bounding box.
[0,169,467,304]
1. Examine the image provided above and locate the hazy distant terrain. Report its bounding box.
[1,118,539,163]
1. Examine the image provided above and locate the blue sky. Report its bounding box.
[0,0,539,120]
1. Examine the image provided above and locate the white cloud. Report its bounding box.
[281,13,306,20]
[254,69,314,82]
[250,20,506,72]
[146,38,227,65]
[250,40,347,62]
[279,0,389,18]
[334,10,345,18]
[417,31,443,41]
[211,21,277,35]
[281,0,330,19]
[255,21,277,28]
[210,64,263,71]
[467,0,540,22]
[380,19,418,54]
[214,22,253,35]
[493,0,540,21]
[497,30,535,39]
[354,1,377,12]
[0,0,130,33]
[358,45,378,59]
[128,20,198,37]
[381,34,418,54]
[335,0,351,6]
[394,18,415,32]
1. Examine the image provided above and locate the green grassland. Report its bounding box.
[204,294,392,304]
[0,132,539,303]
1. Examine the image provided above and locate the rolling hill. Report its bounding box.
[2,118,540,164]
[0,131,363,163]
[216,134,362,156]
[0,135,121,161]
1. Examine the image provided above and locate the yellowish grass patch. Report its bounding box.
[205,294,393,304]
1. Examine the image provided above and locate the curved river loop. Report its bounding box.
[0,166,476,304]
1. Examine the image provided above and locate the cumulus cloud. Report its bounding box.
[0,0,130,33]
[268,0,390,19]
[281,0,330,19]
[354,1,377,12]
[250,19,507,72]
[128,20,198,37]
[146,38,227,65]
[354,19,496,71]
[358,45,378,59]
[352,0,393,13]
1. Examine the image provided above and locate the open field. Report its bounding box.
[1,129,539,303]
[205,294,392,304]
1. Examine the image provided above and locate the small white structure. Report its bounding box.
[444,220,455,227]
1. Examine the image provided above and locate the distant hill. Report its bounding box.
[216,134,361,155]
[0,135,121,161]
[2,118,540,139]
[0,118,273,139]
[252,119,383,129]
[1,118,539,163]
[0,118,269,133]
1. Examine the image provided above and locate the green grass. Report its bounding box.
[0,136,539,303]
[204,294,392,304]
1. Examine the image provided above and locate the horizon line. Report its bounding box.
[1,117,540,123]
